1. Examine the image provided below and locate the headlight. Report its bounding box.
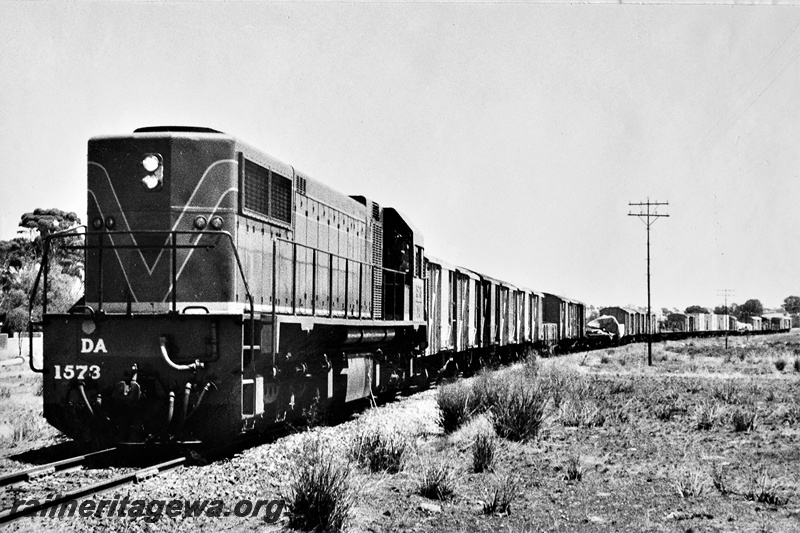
[142,155,160,172]
[142,174,161,189]
[209,216,223,230]
[194,216,208,230]
[140,153,163,190]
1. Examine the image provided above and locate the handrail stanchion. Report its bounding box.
[271,239,277,366]
[312,249,317,316]
[329,253,334,317]
[98,232,104,312]
[344,258,349,318]
[358,263,363,319]
[292,241,297,315]
[171,232,177,312]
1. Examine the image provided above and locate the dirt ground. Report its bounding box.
[352,333,800,533]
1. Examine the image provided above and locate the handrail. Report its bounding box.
[28,228,256,369]
[274,236,408,320]
[275,236,406,275]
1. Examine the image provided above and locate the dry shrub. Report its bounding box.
[0,387,10,399]
[490,377,549,441]
[673,468,708,498]
[539,366,579,410]
[794,358,800,373]
[778,400,800,425]
[560,398,605,428]
[563,454,584,482]
[775,359,787,372]
[731,406,758,432]
[469,372,503,414]
[694,400,726,430]
[416,456,457,500]
[710,379,742,405]
[652,396,681,421]
[472,431,496,473]
[607,379,635,395]
[482,473,518,515]
[351,428,408,474]
[521,353,539,378]
[437,382,473,433]
[710,464,730,495]
[746,472,789,506]
[284,438,354,533]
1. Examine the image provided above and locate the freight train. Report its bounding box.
[587,307,791,345]
[27,127,788,446]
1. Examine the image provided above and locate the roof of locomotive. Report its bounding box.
[92,127,370,219]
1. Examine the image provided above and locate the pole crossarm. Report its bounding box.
[717,289,735,349]
[628,200,670,227]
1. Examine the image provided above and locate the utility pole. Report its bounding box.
[718,288,735,349]
[628,198,669,366]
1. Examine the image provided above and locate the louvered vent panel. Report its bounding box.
[270,173,292,223]
[372,222,383,319]
[244,160,270,216]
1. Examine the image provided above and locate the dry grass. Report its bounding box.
[472,431,496,473]
[437,381,474,433]
[416,455,457,500]
[673,468,708,498]
[482,473,518,516]
[745,471,790,506]
[351,427,409,474]
[284,437,355,533]
[489,377,549,442]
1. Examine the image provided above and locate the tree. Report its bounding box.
[713,304,738,315]
[783,296,800,315]
[19,208,81,242]
[738,299,764,320]
[685,305,709,314]
[19,208,83,277]
[0,208,84,333]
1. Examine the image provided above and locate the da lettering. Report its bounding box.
[81,338,108,354]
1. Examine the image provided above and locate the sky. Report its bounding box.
[1,1,798,313]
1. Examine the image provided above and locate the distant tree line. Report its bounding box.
[0,208,83,333]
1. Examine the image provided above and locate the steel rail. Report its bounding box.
[0,456,186,524]
[0,447,117,488]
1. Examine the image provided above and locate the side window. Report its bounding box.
[242,158,292,225]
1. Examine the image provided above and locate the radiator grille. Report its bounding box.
[372,222,383,319]
[243,160,269,216]
[270,174,292,223]
[243,159,292,224]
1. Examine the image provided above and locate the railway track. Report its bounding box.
[0,453,187,524]
[0,428,290,526]
[0,447,117,488]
